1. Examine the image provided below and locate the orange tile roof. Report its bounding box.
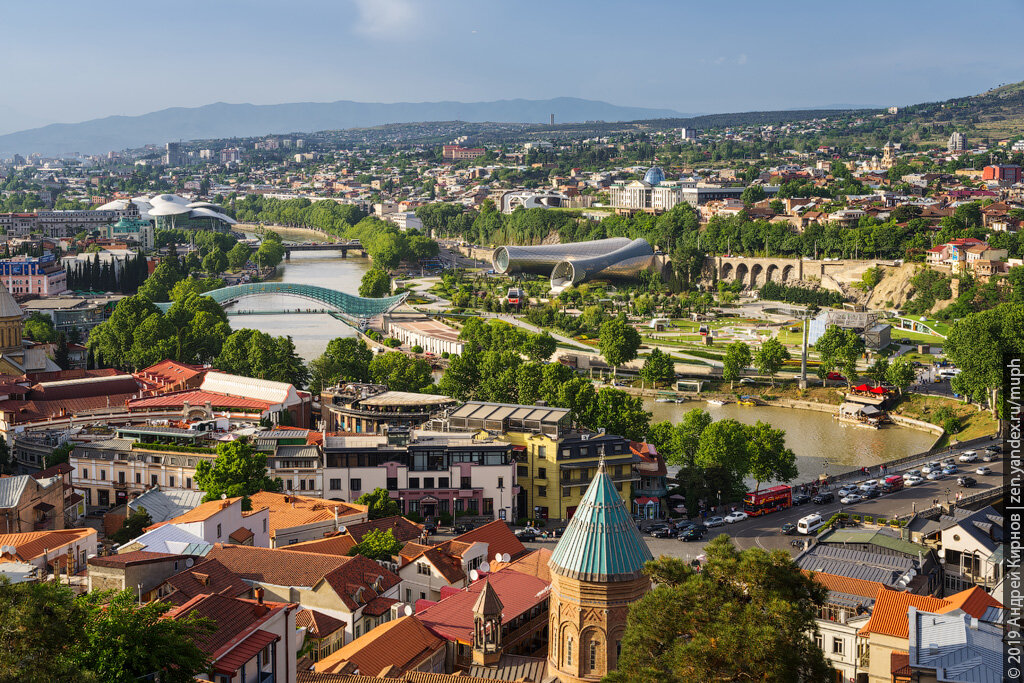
[806,571,885,600]
[283,535,357,557]
[489,548,553,582]
[449,520,526,562]
[0,528,96,562]
[314,616,443,676]
[148,497,243,528]
[857,587,951,639]
[296,608,346,639]
[164,593,293,660]
[160,558,250,606]
[246,492,366,538]
[936,585,1003,617]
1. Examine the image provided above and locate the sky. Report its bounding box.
[2,0,1023,134]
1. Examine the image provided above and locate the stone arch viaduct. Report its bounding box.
[705,256,880,289]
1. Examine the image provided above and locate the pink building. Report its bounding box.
[0,254,67,296]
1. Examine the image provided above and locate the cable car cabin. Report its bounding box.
[506,287,525,306]
[743,485,792,516]
[698,324,710,336]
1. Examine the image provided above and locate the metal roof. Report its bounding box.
[908,607,1004,683]
[548,461,652,582]
[0,476,30,509]
[128,487,207,523]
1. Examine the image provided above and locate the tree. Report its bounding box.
[598,318,641,375]
[754,338,790,387]
[740,184,766,207]
[349,528,403,560]
[589,388,651,441]
[355,487,400,519]
[226,242,251,270]
[308,337,373,394]
[0,437,11,475]
[744,421,797,493]
[359,268,392,298]
[722,341,751,389]
[87,295,161,370]
[201,247,228,274]
[369,352,433,393]
[54,332,70,370]
[605,536,834,683]
[215,329,308,387]
[945,302,1024,416]
[885,356,916,396]
[137,261,182,302]
[639,348,676,388]
[524,331,557,362]
[814,326,864,388]
[0,579,89,682]
[76,589,211,683]
[23,312,57,342]
[110,508,152,545]
[194,440,281,503]
[46,442,74,468]
[865,357,890,387]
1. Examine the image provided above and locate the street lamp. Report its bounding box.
[717,490,722,513]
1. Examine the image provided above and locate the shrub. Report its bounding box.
[438,512,453,526]
[406,511,423,523]
[441,351,450,359]
[411,344,424,354]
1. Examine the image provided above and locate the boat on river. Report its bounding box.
[737,396,758,406]
[707,399,729,406]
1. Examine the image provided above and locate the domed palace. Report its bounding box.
[642,165,666,186]
[547,457,653,682]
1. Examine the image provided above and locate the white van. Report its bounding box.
[797,514,825,535]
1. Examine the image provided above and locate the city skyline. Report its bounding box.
[2,0,1023,135]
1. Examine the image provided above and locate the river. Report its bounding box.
[232,229,937,476]
[646,399,937,486]
[230,228,372,361]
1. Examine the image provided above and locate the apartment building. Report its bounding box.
[0,253,67,296]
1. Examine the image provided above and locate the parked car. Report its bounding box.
[706,516,725,528]
[862,488,881,499]
[859,480,880,492]
[958,451,978,463]
[840,493,863,504]
[781,523,798,536]
[926,471,945,480]
[904,469,922,478]
[724,511,749,524]
[838,486,857,497]
[680,527,706,541]
[812,492,835,504]
[921,462,941,474]
[942,464,959,475]
[985,444,1002,453]
[975,466,992,476]
[957,476,977,488]
[739,377,757,384]
[982,452,999,462]
[423,520,438,534]
[454,523,475,534]
[904,475,924,486]
[792,493,812,506]
[553,526,566,538]
[515,529,538,541]
[650,526,677,539]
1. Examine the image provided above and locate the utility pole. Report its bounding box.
[800,307,810,389]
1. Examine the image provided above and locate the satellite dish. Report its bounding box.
[220,493,227,500]
[185,558,195,568]
[502,553,511,563]
[337,526,347,534]
[470,569,479,581]
[479,561,490,574]
[403,604,413,617]
[494,553,502,563]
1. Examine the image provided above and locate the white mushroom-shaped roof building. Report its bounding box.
[96,193,236,228]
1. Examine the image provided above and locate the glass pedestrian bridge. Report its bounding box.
[155,282,408,318]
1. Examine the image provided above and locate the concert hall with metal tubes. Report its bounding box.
[491,237,659,291]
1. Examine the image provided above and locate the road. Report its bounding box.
[517,438,1003,559]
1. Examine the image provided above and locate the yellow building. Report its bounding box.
[444,402,638,523]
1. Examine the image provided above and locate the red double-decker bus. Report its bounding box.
[743,485,792,516]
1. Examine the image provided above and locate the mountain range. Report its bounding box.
[0,98,687,158]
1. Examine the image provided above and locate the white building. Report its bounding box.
[383,314,465,356]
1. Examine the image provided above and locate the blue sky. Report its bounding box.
[2,0,1023,133]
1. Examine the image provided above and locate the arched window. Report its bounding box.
[589,641,598,671]
[566,636,573,666]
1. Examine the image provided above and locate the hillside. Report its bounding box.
[0,98,685,158]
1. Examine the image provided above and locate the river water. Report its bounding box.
[229,229,373,361]
[231,229,937,475]
[647,399,937,486]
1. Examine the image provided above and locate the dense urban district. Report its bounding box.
[0,81,1019,683]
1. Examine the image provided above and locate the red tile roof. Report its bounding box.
[936,585,1003,617]
[147,498,243,529]
[88,550,184,568]
[246,492,366,537]
[228,527,254,544]
[160,558,250,606]
[282,535,357,557]
[128,389,274,412]
[416,568,551,644]
[314,616,443,676]
[165,593,292,665]
[806,571,885,600]
[856,588,949,639]
[214,628,279,675]
[0,528,96,562]
[296,609,347,639]
[450,520,526,562]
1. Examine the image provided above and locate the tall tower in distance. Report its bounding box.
[547,458,653,682]
[550,113,555,126]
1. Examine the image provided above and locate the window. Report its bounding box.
[460,476,471,489]
[517,465,528,477]
[497,477,504,489]
[263,518,267,533]
[483,499,493,515]
[135,473,141,484]
[151,474,158,486]
[406,589,412,602]
[186,477,192,489]
[589,641,597,671]
[468,499,479,514]
[538,446,546,459]
[566,637,573,666]
[538,486,547,498]
[832,637,844,656]
[309,478,315,490]
[117,471,125,484]
[216,523,222,539]
[417,563,431,575]
[329,478,341,490]
[350,478,361,492]
[82,469,89,479]
[99,469,106,481]
[438,477,449,489]
[409,477,419,489]
[300,480,306,491]
[355,624,361,638]
[814,634,823,650]
[423,477,434,489]
[537,467,547,480]
[616,640,621,661]
[169,476,175,488]
[387,477,398,491]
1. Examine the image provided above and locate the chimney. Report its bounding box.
[255,587,264,605]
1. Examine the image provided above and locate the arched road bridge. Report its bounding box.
[156,282,408,319]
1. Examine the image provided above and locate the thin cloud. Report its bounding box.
[351,0,418,37]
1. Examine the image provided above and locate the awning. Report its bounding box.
[870,386,888,394]
[853,384,871,392]
[33,502,55,512]
[213,629,279,674]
